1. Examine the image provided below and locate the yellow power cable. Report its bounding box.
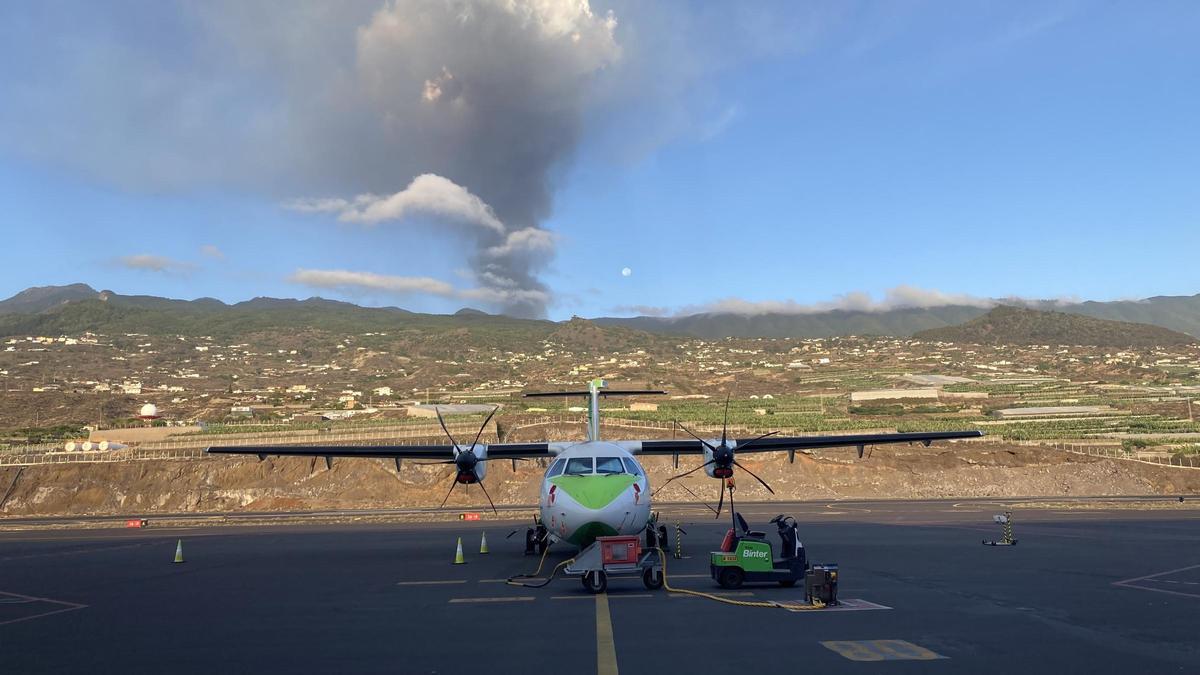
[653,547,826,612]
[507,540,577,588]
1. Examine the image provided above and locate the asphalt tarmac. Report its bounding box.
[2,499,1199,674]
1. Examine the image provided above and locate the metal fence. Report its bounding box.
[4,415,1198,470]
[1051,441,1200,470]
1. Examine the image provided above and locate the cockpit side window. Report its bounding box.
[595,457,625,475]
[621,457,644,476]
[565,457,594,475]
[546,458,566,478]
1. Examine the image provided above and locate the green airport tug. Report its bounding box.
[710,513,807,589]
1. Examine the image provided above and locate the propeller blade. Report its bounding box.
[652,459,714,497]
[734,430,780,453]
[715,479,726,519]
[733,459,775,495]
[438,471,459,508]
[674,480,719,514]
[435,407,460,449]
[675,421,717,452]
[474,472,499,515]
[721,394,730,447]
[469,406,499,451]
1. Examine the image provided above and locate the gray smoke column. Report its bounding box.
[295,0,622,317]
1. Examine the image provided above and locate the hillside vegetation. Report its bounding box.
[913,305,1198,347]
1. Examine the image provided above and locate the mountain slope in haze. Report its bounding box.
[596,294,1200,339]
[0,283,98,314]
[596,305,992,339]
[912,305,1198,347]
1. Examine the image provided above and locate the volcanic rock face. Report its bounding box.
[2,444,1197,517]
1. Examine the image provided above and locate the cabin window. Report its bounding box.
[595,457,625,475]
[564,457,594,475]
[546,458,566,478]
[621,457,644,476]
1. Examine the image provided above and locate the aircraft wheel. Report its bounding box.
[658,525,670,553]
[583,571,608,594]
[642,567,664,590]
[717,566,744,589]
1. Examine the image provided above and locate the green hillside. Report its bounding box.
[912,305,1198,347]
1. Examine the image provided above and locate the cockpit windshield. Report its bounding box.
[564,457,594,475]
[595,457,625,475]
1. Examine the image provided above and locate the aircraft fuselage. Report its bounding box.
[539,441,652,547]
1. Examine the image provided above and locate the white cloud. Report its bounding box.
[287,266,551,311]
[288,269,456,297]
[290,174,506,233]
[118,254,194,273]
[612,304,669,317]
[200,244,225,260]
[677,285,998,316]
[286,173,557,317]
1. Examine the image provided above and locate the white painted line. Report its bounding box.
[0,591,88,626]
[1113,583,1200,600]
[476,578,509,583]
[551,593,654,601]
[449,596,535,604]
[1113,563,1200,586]
[396,580,467,586]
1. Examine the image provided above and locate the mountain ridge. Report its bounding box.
[2,283,1200,340]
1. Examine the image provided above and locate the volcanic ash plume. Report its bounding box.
[292,0,621,317]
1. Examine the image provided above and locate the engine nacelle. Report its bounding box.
[453,444,488,482]
[702,442,735,479]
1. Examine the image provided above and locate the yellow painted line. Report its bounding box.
[448,596,535,604]
[396,580,467,586]
[668,591,754,597]
[596,593,619,675]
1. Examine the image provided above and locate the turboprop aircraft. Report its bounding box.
[207,379,982,551]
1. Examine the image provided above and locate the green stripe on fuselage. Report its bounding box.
[549,474,637,510]
[567,521,619,547]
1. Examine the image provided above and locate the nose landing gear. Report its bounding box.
[524,518,549,555]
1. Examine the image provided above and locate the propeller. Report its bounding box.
[658,395,780,518]
[425,406,502,514]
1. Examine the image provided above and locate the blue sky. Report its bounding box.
[1,1,1197,319]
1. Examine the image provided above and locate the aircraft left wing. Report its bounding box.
[206,442,552,461]
[631,430,982,455]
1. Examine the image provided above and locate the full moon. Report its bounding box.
[621,267,632,277]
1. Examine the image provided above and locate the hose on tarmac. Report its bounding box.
[653,547,825,612]
[506,540,575,589]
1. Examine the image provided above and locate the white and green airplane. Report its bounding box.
[208,379,981,550]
